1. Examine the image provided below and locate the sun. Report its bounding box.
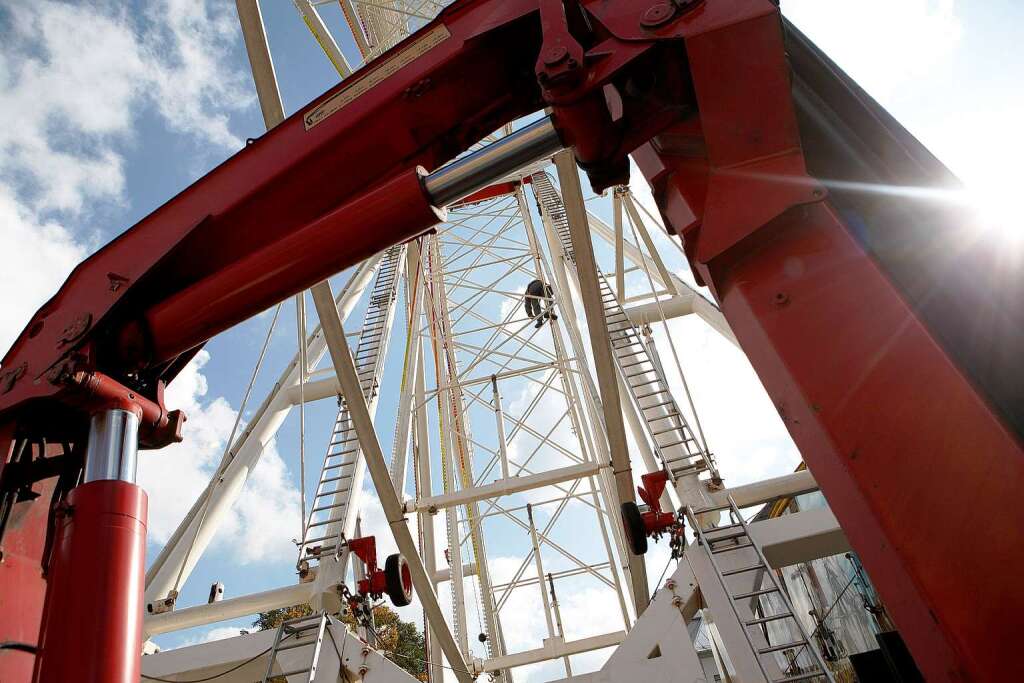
[962,170,1022,246]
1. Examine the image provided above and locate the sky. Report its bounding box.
[0,0,1021,677]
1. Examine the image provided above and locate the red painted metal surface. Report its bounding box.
[632,6,1024,680]
[33,481,147,683]
[450,179,525,207]
[636,471,675,535]
[0,0,1017,680]
[144,169,441,362]
[0,435,50,683]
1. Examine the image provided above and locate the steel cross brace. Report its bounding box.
[555,150,651,612]
[310,280,474,683]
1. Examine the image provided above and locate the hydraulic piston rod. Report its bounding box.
[424,116,562,206]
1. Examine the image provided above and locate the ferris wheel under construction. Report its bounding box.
[0,1,1021,682]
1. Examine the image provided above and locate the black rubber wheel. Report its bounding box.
[621,501,648,555]
[385,553,414,607]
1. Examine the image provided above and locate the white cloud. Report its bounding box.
[138,350,302,564]
[0,0,250,214]
[0,188,88,354]
[782,0,962,99]
[0,0,284,565]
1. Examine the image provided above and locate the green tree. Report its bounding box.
[254,604,426,680]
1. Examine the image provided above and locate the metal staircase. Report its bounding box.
[532,172,575,264]
[261,612,333,683]
[597,274,713,481]
[297,245,404,565]
[531,171,712,483]
[686,496,836,683]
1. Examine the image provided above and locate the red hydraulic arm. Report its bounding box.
[0,0,1020,681]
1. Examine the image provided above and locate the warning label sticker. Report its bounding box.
[303,24,452,130]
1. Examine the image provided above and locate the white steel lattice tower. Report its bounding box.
[137,3,845,683]
[408,189,636,678]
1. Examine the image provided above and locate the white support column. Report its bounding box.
[145,258,382,606]
[390,241,425,495]
[413,335,444,682]
[429,233,505,668]
[526,504,557,641]
[144,582,314,637]
[293,0,353,77]
[554,151,650,612]
[621,192,678,296]
[491,376,511,480]
[426,247,470,656]
[311,279,474,683]
[535,198,635,624]
[613,189,625,304]
[587,208,738,347]
[234,0,285,129]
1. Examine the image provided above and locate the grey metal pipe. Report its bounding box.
[83,409,140,483]
[424,116,563,207]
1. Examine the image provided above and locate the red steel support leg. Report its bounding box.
[634,7,1024,677]
[34,410,147,683]
[680,198,1023,681]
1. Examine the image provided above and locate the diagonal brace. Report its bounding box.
[311,279,474,683]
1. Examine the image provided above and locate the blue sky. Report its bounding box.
[1,0,1021,668]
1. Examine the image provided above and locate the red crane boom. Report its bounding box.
[1,1,1020,681]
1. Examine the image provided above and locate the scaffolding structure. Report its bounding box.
[138,3,857,682]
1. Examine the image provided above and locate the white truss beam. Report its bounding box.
[554,151,651,612]
[310,280,474,683]
[145,258,381,607]
[480,631,627,674]
[406,462,603,513]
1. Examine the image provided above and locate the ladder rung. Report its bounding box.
[711,541,753,555]
[634,388,666,400]
[691,502,733,515]
[275,638,316,653]
[278,668,313,677]
[731,586,779,600]
[311,496,350,513]
[650,425,684,437]
[721,563,763,578]
[307,515,345,529]
[705,530,747,543]
[319,473,353,485]
[759,641,808,655]
[746,612,793,626]
[302,533,339,545]
[670,462,707,474]
[641,399,675,410]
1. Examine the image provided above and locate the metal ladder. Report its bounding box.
[261,612,332,683]
[531,171,712,483]
[297,245,404,564]
[597,273,713,481]
[532,172,576,264]
[685,496,836,683]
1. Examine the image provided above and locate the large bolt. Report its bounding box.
[543,45,568,66]
[640,3,676,28]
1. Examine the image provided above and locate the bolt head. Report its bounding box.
[641,3,675,28]
[543,45,568,66]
